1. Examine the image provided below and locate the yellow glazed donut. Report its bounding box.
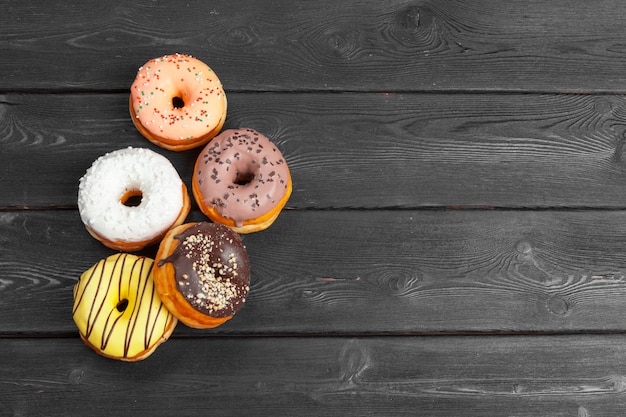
[129,53,227,151]
[78,147,190,252]
[192,128,292,234]
[72,253,178,361]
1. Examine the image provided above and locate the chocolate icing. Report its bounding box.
[159,222,250,317]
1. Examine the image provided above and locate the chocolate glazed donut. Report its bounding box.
[152,222,250,329]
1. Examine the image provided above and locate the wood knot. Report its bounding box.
[223,25,258,47]
[375,266,422,297]
[323,29,360,59]
[612,130,626,164]
[68,369,84,385]
[547,295,569,316]
[593,98,614,115]
[388,4,438,50]
[515,240,533,255]
[607,374,626,393]
[339,339,370,385]
[397,5,421,33]
[301,289,320,298]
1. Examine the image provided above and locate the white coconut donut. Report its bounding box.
[78,147,190,251]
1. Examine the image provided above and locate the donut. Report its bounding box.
[78,147,190,252]
[192,128,292,234]
[129,53,227,151]
[72,253,178,361]
[153,222,250,329]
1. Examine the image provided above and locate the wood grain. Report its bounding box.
[5,1,626,413]
[2,335,626,416]
[3,92,626,209]
[4,0,626,92]
[3,209,626,335]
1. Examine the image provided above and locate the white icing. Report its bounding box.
[78,147,184,242]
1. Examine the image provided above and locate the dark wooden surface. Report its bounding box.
[3,0,626,415]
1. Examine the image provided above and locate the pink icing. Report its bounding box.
[194,129,290,227]
[130,53,226,142]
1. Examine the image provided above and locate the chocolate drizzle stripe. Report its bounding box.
[87,254,122,339]
[80,259,105,339]
[101,254,128,350]
[144,273,161,349]
[123,257,141,355]
[73,254,173,359]
[158,303,172,340]
[134,258,161,353]
[128,257,173,355]
[72,258,101,316]
[102,304,125,350]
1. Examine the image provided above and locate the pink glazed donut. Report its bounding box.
[192,128,292,233]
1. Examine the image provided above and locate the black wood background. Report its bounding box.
[3,0,626,415]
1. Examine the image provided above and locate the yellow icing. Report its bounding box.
[73,253,176,360]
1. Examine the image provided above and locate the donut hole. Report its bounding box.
[116,299,129,313]
[234,171,255,186]
[172,96,185,109]
[120,189,143,207]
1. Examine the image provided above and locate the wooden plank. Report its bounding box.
[3,209,626,335]
[3,0,626,92]
[3,92,626,209]
[2,335,626,416]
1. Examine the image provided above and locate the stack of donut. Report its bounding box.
[73,53,292,361]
